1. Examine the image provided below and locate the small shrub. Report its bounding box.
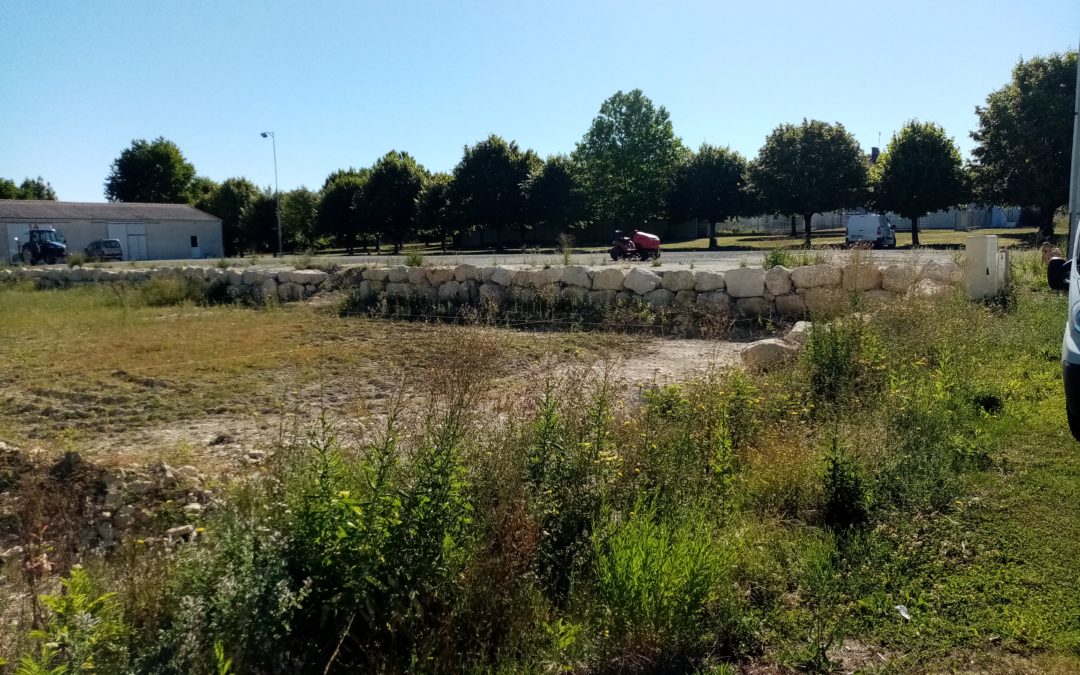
[557,233,576,266]
[822,441,868,530]
[139,276,205,306]
[215,258,231,269]
[404,250,425,267]
[66,252,87,268]
[803,317,885,408]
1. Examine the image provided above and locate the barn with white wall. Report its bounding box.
[0,201,223,263]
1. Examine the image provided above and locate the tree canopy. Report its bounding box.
[317,170,371,255]
[874,121,968,247]
[418,172,457,252]
[281,187,321,252]
[671,145,752,249]
[752,120,868,246]
[450,135,539,249]
[0,176,57,200]
[525,155,586,235]
[105,137,196,203]
[970,51,1078,240]
[572,89,687,228]
[206,177,261,256]
[365,151,428,254]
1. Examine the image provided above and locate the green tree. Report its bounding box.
[418,172,458,252]
[205,177,260,256]
[970,51,1078,241]
[873,121,969,247]
[572,89,688,228]
[525,154,586,236]
[752,120,868,246]
[0,178,21,199]
[450,135,538,249]
[670,144,752,249]
[365,151,428,254]
[104,137,196,203]
[281,187,321,251]
[186,175,219,211]
[18,176,57,200]
[317,171,371,255]
[242,189,278,253]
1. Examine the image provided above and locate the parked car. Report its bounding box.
[846,214,896,248]
[85,239,124,261]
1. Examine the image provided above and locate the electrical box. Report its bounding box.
[965,235,1009,300]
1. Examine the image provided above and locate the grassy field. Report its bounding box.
[2,261,1080,673]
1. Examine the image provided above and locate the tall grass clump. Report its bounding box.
[404,250,425,267]
[139,276,208,306]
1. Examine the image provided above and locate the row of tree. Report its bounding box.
[95,50,1075,253]
[0,176,57,200]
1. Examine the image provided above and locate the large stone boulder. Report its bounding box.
[765,266,792,295]
[479,283,508,305]
[624,267,662,295]
[674,289,697,307]
[643,288,674,309]
[881,264,916,292]
[242,269,264,286]
[592,267,626,291]
[560,286,589,306]
[694,271,725,292]
[259,278,278,302]
[790,264,842,289]
[741,338,800,370]
[736,297,770,317]
[696,291,731,312]
[277,282,304,302]
[438,280,461,302]
[919,260,960,284]
[725,267,766,297]
[425,267,456,286]
[775,293,807,317]
[913,278,952,296]
[387,266,410,283]
[661,270,696,292]
[407,267,428,285]
[489,267,515,287]
[785,320,812,347]
[289,269,329,286]
[362,267,390,282]
[842,264,882,291]
[454,264,481,282]
[560,266,592,289]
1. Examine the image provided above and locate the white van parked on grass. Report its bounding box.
[846,214,896,248]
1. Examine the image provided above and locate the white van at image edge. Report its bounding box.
[845,214,896,248]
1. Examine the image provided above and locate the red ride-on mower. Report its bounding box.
[609,230,662,261]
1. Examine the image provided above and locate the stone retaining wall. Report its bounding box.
[0,265,331,303]
[0,259,962,320]
[348,260,962,319]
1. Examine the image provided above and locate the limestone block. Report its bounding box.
[560,265,592,288]
[460,279,479,303]
[803,287,843,315]
[785,321,812,346]
[387,266,409,283]
[489,267,515,286]
[560,286,589,306]
[775,293,807,317]
[589,290,617,307]
[881,264,917,293]
[290,270,329,285]
[790,264,842,289]
[363,267,391,282]
[386,282,412,300]
[426,267,456,286]
[623,267,662,295]
[438,279,461,302]
[913,278,952,296]
[765,266,792,295]
[277,282,304,302]
[242,269,264,285]
[454,264,481,282]
[356,280,374,302]
[674,289,697,307]
[643,288,674,309]
[479,282,508,305]
[741,338,800,370]
[592,267,626,291]
[480,266,498,283]
[696,291,731,312]
[843,264,882,291]
[736,296,771,317]
[661,269,696,292]
[259,278,278,301]
[693,271,725,292]
[407,267,428,285]
[226,269,244,286]
[510,286,537,304]
[725,267,766,297]
[919,260,960,284]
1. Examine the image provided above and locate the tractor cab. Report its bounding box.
[21,226,67,265]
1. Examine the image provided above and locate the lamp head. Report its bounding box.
[260,132,269,138]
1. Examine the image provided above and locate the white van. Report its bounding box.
[846,214,896,248]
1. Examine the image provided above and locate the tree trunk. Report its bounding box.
[375,236,381,255]
[802,212,814,247]
[911,216,920,248]
[790,214,798,238]
[708,221,717,250]
[1037,205,1057,244]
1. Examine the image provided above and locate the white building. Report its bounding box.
[1,200,223,263]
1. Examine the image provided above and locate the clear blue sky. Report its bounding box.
[1,0,1077,203]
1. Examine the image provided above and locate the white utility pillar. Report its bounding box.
[965,235,1009,300]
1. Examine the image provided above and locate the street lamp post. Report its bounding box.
[260,131,282,257]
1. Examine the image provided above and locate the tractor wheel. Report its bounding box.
[45,254,58,265]
[609,247,620,261]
